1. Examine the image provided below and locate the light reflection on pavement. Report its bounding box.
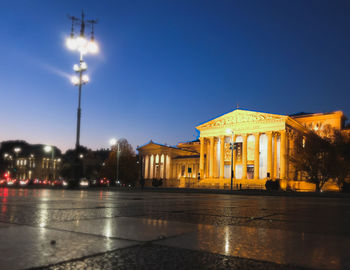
[0,187,349,269]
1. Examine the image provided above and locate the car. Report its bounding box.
[7,179,18,186]
[33,179,41,185]
[19,179,30,186]
[51,180,63,187]
[0,179,7,186]
[62,180,69,187]
[99,178,110,187]
[79,179,90,187]
[42,179,49,185]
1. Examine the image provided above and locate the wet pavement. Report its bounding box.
[0,188,349,269]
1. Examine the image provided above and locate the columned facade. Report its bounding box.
[195,109,308,188]
[138,109,346,191]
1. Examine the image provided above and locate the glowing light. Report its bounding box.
[79,180,89,187]
[71,76,80,85]
[76,36,87,48]
[82,74,89,83]
[110,138,117,146]
[80,62,87,70]
[14,147,21,153]
[88,40,99,54]
[66,37,77,50]
[73,64,80,72]
[44,145,52,153]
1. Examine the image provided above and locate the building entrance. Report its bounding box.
[247,165,254,179]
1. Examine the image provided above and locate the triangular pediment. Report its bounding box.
[196,109,287,131]
[137,141,198,155]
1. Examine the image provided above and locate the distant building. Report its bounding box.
[137,109,348,191]
[0,141,62,180]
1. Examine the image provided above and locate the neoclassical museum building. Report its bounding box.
[137,109,347,191]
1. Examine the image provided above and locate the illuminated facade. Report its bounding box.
[137,109,347,191]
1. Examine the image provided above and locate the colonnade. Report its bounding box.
[199,130,291,180]
[143,153,171,179]
[172,161,199,179]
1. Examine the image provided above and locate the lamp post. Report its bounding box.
[66,11,99,150]
[226,129,235,190]
[13,147,21,179]
[44,145,55,180]
[110,138,120,184]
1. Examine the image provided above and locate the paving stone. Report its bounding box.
[43,244,310,270]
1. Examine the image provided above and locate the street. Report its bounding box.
[0,188,349,269]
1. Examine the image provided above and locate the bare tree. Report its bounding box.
[290,132,335,192]
[332,131,350,191]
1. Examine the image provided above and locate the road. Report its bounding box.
[0,187,349,269]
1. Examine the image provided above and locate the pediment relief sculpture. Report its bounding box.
[198,110,284,130]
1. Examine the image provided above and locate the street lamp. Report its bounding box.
[110,138,120,184]
[44,145,55,180]
[226,129,235,190]
[13,147,21,179]
[66,11,99,150]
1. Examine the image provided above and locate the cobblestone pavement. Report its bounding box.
[0,188,349,269]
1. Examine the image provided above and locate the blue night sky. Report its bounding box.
[1,0,349,152]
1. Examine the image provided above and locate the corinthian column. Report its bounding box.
[280,130,286,179]
[254,133,260,179]
[242,134,248,179]
[209,137,214,178]
[206,140,210,178]
[220,136,225,179]
[199,137,205,178]
[273,134,278,179]
[267,132,272,179]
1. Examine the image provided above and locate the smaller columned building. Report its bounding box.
[137,109,346,190]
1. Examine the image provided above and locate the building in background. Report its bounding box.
[0,141,62,180]
[138,109,348,191]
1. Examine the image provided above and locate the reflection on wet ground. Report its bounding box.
[0,187,349,269]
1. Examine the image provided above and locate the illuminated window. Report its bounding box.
[155,155,159,163]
